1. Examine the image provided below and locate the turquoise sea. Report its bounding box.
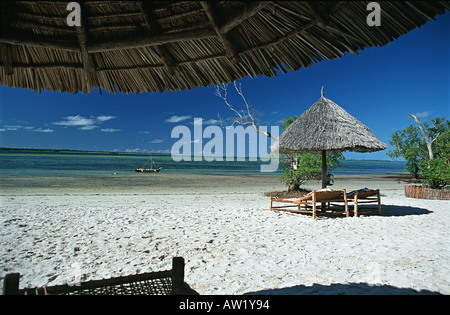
[0,149,406,178]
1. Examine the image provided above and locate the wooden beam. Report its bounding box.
[0,18,319,74]
[220,1,271,34]
[241,19,318,54]
[200,1,239,64]
[0,61,80,70]
[88,28,216,53]
[76,31,97,92]
[0,35,79,51]
[1,50,224,71]
[3,273,20,295]
[321,150,327,189]
[329,1,348,13]
[0,1,351,72]
[75,3,98,92]
[0,1,349,55]
[139,1,177,76]
[0,43,13,75]
[0,27,216,53]
[1,0,15,75]
[239,1,348,56]
[306,2,329,26]
[172,257,185,287]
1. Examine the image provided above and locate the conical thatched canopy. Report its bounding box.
[277,93,387,155]
[276,89,386,188]
[0,1,448,94]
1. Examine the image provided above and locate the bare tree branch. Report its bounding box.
[409,113,433,160]
[215,81,295,167]
[430,119,442,144]
[215,82,275,140]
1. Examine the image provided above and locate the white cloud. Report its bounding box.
[204,119,221,125]
[32,128,54,133]
[79,125,98,130]
[414,111,434,119]
[53,114,117,131]
[54,115,96,127]
[101,128,121,132]
[150,139,163,143]
[2,125,21,131]
[0,125,53,133]
[192,118,221,126]
[274,118,286,125]
[166,115,192,123]
[125,148,142,153]
[96,115,116,122]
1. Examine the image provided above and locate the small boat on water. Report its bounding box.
[135,167,162,173]
[135,140,162,173]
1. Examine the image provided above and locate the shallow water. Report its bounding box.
[0,150,406,190]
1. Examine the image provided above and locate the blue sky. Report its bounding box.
[0,11,448,160]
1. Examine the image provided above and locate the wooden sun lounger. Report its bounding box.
[3,257,198,295]
[270,189,349,219]
[347,189,381,217]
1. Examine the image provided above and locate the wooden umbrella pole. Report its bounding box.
[321,150,327,189]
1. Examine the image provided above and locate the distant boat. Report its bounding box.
[135,167,162,173]
[135,140,162,173]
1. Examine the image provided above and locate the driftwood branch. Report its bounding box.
[215,82,274,140]
[215,82,294,167]
[430,119,443,145]
[409,113,433,160]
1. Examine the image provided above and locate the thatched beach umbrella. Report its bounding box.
[0,1,448,93]
[276,88,387,188]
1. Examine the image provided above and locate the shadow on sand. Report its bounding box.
[244,282,441,295]
[286,204,432,218]
[353,204,432,217]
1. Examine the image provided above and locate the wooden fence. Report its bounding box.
[404,185,450,200]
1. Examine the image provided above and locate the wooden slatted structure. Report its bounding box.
[404,185,450,200]
[0,1,448,94]
[270,189,349,219]
[3,257,199,295]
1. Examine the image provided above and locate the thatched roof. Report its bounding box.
[0,1,448,94]
[276,90,387,154]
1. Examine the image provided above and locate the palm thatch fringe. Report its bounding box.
[0,1,448,93]
[277,94,387,154]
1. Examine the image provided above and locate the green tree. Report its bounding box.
[279,116,344,191]
[419,122,450,189]
[389,116,450,187]
[388,125,426,178]
[419,158,450,189]
[433,129,450,162]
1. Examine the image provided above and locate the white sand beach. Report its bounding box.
[1,174,449,295]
